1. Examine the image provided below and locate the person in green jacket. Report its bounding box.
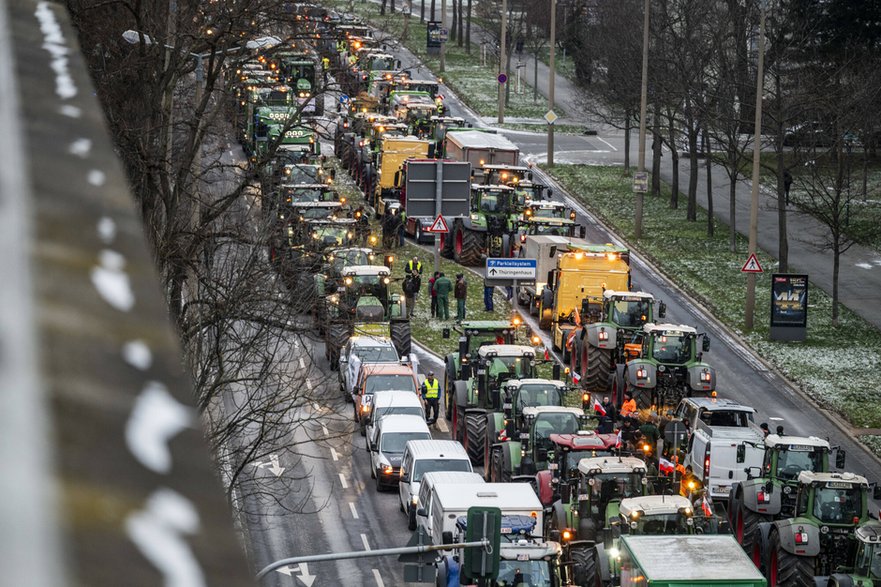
[433,272,453,320]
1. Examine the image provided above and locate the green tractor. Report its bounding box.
[728,434,840,561]
[322,265,411,364]
[534,431,622,509]
[546,456,649,586]
[450,344,537,462]
[754,471,881,586]
[824,521,881,587]
[616,322,716,411]
[569,290,665,396]
[442,319,522,420]
[444,185,520,266]
[486,405,589,483]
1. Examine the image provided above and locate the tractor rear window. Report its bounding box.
[611,300,651,328]
[516,385,562,408]
[776,449,824,481]
[487,356,528,379]
[366,375,416,394]
[651,334,691,364]
[636,513,690,535]
[813,486,862,523]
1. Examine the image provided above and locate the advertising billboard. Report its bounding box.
[770,274,809,341]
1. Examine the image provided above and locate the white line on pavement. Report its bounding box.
[306,379,313,390]
[361,534,371,551]
[372,569,385,587]
[436,419,448,433]
[299,357,306,369]
[322,423,329,436]
[339,473,348,489]
[594,135,618,152]
[313,402,320,411]
[349,502,359,519]
[330,447,339,461]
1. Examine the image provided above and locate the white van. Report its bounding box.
[365,391,426,450]
[369,414,431,492]
[415,475,485,537]
[399,440,473,529]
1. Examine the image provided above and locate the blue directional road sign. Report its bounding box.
[486,258,536,280]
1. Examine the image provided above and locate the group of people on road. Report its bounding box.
[402,255,470,322]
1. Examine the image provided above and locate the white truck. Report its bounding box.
[516,235,588,314]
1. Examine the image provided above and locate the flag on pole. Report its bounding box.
[593,397,607,416]
[615,429,622,447]
[544,348,550,361]
[659,457,675,474]
[572,371,581,385]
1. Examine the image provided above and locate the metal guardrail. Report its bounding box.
[0,1,252,585]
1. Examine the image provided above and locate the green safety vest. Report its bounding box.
[424,378,439,399]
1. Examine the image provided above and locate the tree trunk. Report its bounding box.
[651,103,662,197]
[687,128,698,221]
[728,152,738,252]
[381,0,387,15]
[666,114,679,207]
[623,111,631,171]
[704,127,714,237]
[466,0,472,53]
[505,49,512,107]
[391,0,396,12]
[421,0,425,22]
[430,0,435,21]
[774,72,789,272]
[832,241,840,326]
[451,0,457,43]
[457,0,464,47]
[533,52,538,103]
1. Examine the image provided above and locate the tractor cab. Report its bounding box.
[472,184,517,216]
[304,218,358,251]
[617,495,695,536]
[277,183,340,205]
[285,201,345,222]
[536,431,623,507]
[480,164,533,186]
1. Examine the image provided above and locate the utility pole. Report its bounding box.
[440,0,447,72]
[546,0,556,166]
[498,0,507,123]
[745,1,767,331]
[635,0,650,240]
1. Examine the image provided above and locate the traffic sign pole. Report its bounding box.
[434,161,443,274]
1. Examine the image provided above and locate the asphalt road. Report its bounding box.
[235,35,880,587]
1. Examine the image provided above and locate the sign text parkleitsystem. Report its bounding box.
[486,258,536,280]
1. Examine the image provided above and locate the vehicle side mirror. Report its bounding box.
[547,188,553,199]
[736,444,746,464]
[874,485,881,500]
[579,225,586,238]
[369,442,377,451]
[401,473,410,483]
[442,531,453,545]
[340,357,348,364]
[702,336,711,352]
[836,450,847,469]
[461,364,472,379]
[658,301,667,319]
[417,507,428,517]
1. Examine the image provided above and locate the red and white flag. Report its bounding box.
[593,397,607,417]
[659,457,675,474]
[572,371,581,385]
[615,430,622,447]
[544,348,550,361]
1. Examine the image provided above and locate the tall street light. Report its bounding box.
[440,0,447,72]
[546,0,557,166]
[498,0,507,123]
[744,0,767,331]
[635,0,650,240]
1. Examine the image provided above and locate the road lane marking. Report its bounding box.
[349,502,359,519]
[594,135,618,151]
[312,402,320,411]
[299,357,306,369]
[321,423,329,436]
[372,569,385,587]
[306,379,313,391]
[339,473,348,489]
[361,534,371,551]
[436,419,448,433]
[330,447,339,461]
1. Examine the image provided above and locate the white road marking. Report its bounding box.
[312,402,320,411]
[436,418,449,433]
[349,502,359,519]
[306,379,313,391]
[330,447,339,461]
[768,416,785,421]
[338,473,348,489]
[372,569,385,587]
[594,135,618,152]
[361,534,371,551]
[321,423,329,436]
[299,357,306,369]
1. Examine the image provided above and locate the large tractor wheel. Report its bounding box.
[439,230,455,259]
[444,362,456,421]
[585,345,613,393]
[734,499,764,560]
[454,226,484,266]
[326,323,349,368]
[489,447,503,483]
[768,530,815,587]
[390,321,412,357]
[538,289,554,330]
[464,412,486,465]
[452,382,468,442]
[484,416,499,478]
[500,448,513,482]
[570,546,600,587]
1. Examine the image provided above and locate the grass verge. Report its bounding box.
[542,164,881,442]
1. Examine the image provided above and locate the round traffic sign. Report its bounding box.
[497,73,508,84]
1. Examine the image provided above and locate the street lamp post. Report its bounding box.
[498,0,507,123]
[635,0,650,240]
[440,0,447,72]
[744,1,767,332]
[547,0,556,166]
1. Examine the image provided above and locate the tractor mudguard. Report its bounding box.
[504,441,522,474]
[460,216,486,232]
[454,380,470,410]
[740,478,783,516]
[625,360,657,389]
[488,412,506,441]
[603,501,621,530]
[586,322,618,350]
[551,501,572,534]
[688,361,717,393]
[773,518,821,557]
[536,470,555,507]
[593,543,613,583]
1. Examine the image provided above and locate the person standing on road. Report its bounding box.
[433,272,453,320]
[455,273,467,322]
[428,271,440,317]
[422,371,440,425]
[403,274,419,318]
[406,256,424,292]
[483,280,494,312]
[620,392,638,421]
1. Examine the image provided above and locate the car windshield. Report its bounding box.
[651,333,691,364]
[479,193,500,213]
[611,299,651,328]
[515,385,562,408]
[698,409,752,428]
[490,560,552,586]
[366,375,417,393]
[381,432,430,453]
[356,346,398,363]
[588,473,644,500]
[635,513,690,535]
[813,485,863,523]
[776,449,825,481]
[412,459,471,482]
[487,356,529,379]
[375,406,422,422]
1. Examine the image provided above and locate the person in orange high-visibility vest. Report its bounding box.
[620,392,637,420]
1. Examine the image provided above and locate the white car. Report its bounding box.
[369,415,431,492]
[365,391,426,451]
[398,440,472,529]
[338,336,399,402]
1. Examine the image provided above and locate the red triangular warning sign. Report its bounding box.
[427,215,449,233]
[741,253,764,273]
